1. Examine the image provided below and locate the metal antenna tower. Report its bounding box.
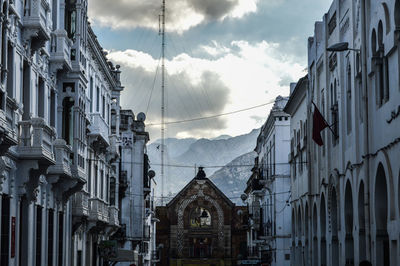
[160,0,166,205]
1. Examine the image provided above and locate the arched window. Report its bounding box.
[371,29,377,56]
[374,22,389,107]
[190,207,211,228]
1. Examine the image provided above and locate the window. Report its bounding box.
[96,87,100,112]
[36,206,42,266]
[89,77,93,112]
[110,177,116,206]
[48,209,54,266]
[7,43,14,98]
[65,0,77,40]
[62,96,74,145]
[87,159,92,194]
[94,164,98,197]
[1,195,10,266]
[22,61,31,120]
[331,80,339,144]
[58,212,64,266]
[346,63,352,134]
[190,207,211,227]
[50,90,56,127]
[52,0,58,30]
[102,95,105,118]
[374,21,389,107]
[38,77,45,118]
[100,169,104,200]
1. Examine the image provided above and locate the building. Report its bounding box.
[289,0,400,265]
[283,76,309,265]
[0,1,154,266]
[115,109,157,266]
[244,96,291,265]
[156,167,248,266]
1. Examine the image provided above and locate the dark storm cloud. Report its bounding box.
[115,63,229,139]
[89,0,254,32]
[186,0,238,20]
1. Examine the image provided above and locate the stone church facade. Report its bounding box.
[156,168,248,266]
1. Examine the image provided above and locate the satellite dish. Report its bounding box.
[148,170,156,178]
[137,112,146,122]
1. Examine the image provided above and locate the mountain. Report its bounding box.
[148,129,259,200]
[210,151,257,205]
[211,135,232,140]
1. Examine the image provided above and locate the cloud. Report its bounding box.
[107,39,304,139]
[89,0,259,32]
[107,50,230,139]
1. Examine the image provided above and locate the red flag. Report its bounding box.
[312,104,329,146]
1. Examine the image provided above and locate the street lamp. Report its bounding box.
[327,42,360,52]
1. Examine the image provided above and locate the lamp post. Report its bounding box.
[327,42,360,52]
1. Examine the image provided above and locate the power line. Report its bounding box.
[147,100,276,126]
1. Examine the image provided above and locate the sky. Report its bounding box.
[88,0,332,141]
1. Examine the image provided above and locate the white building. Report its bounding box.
[0,1,155,266]
[118,109,157,266]
[290,0,400,265]
[244,96,291,265]
[283,76,309,266]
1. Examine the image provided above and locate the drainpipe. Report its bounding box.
[360,0,371,261]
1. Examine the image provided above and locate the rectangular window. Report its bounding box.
[102,96,105,118]
[106,174,109,203]
[19,197,29,265]
[89,77,93,112]
[22,61,31,120]
[346,63,352,134]
[48,209,54,266]
[94,164,98,197]
[87,159,92,194]
[52,0,58,30]
[7,44,14,98]
[58,212,64,266]
[36,206,42,266]
[100,170,104,200]
[77,250,82,266]
[1,195,10,266]
[96,87,100,112]
[38,77,45,118]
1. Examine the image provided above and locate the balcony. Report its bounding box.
[89,198,109,223]
[48,139,72,177]
[72,191,89,217]
[16,117,56,200]
[88,113,109,152]
[50,29,72,72]
[22,0,51,53]
[107,135,120,162]
[0,103,18,154]
[108,206,119,227]
[17,117,55,164]
[47,139,79,203]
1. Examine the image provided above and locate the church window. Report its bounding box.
[190,207,211,228]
